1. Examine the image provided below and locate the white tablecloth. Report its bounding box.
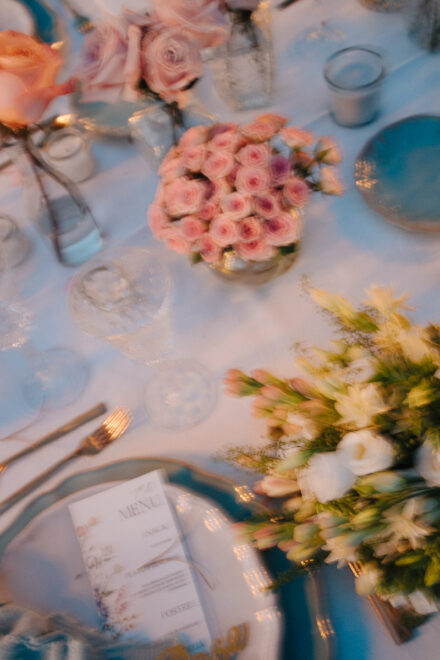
[1,1,440,658]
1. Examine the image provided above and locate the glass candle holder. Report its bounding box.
[43,128,96,183]
[0,215,31,269]
[324,47,385,127]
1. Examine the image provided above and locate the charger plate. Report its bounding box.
[5,0,61,44]
[355,115,440,232]
[0,457,315,659]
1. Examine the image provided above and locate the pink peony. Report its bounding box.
[264,212,301,246]
[158,156,186,182]
[242,113,287,142]
[237,216,263,242]
[315,136,341,164]
[253,193,280,219]
[202,151,235,180]
[150,0,231,49]
[180,215,207,240]
[269,154,291,187]
[235,166,270,195]
[148,204,170,238]
[178,125,209,150]
[319,167,344,195]
[166,178,206,216]
[141,27,202,103]
[283,176,310,207]
[209,214,239,247]
[221,192,252,220]
[236,238,277,262]
[195,233,222,263]
[159,226,191,254]
[181,144,207,172]
[199,201,220,221]
[209,129,243,153]
[237,143,270,168]
[280,127,315,149]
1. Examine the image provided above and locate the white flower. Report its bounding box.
[395,325,434,363]
[310,288,354,320]
[346,357,376,383]
[319,167,344,195]
[373,498,434,557]
[299,452,355,503]
[417,442,440,486]
[285,412,318,441]
[322,534,357,567]
[338,429,394,476]
[334,383,389,429]
[408,591,439,615]
[355,562,382,596]
[364,285,410,318]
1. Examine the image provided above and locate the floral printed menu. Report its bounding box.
[69,469,211,654]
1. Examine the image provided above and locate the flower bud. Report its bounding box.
[356,471,405,494]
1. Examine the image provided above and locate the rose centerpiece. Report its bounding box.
[147,114,343,283]
[223,286,440,631]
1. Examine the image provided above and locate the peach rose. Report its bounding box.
[141,27,202,103]
[221,192,252,220]
[208,122,238,139]
[237,143,270,168]
[209,214,239,247]
[319,167,344,195]
[150,0,231,49]
[182,144,207,172]
[280,127,314,149]
[283,177,310,207]
[205,177,232,202]
[253,193,280,219]
[235,166,270,195]
[236,238,277,262]
[202,151,235,180]
[199,200,220,221]
[209,129,243,153]
[315,136,341,164]
[0,31,74,127]
[242,114,287,142]
[195,233,222,263]
[178,125,209,150]
[158,156,186,182]
[237,216,263,242]
[148,204,170,238]
[265,212,301,246]
[160,226,191,254]
[269,154,290,187]
[166,177,206,216]
[180,215,207,240]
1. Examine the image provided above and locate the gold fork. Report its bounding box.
[0,408,131,515]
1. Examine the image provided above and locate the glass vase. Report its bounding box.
[210,2,274,111]
[407,0,440,51]
[209,247,299,285]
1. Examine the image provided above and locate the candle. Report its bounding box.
[44,128,95,183]
[324,47,385,127]
[0,215,31,269]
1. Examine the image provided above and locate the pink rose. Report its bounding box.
[158,156,186,182]
[280,127,315,149]
[178,125,209,150]
[315,136,341,164]
[180,215,207,240]
[237,143,270,168]
[209,129,243,152]
[264,212,301,246]
[148,204,170,238]
[202,151,235,180]
[221,192,252,220]
[141,27,202,103]
[182,144,207,172]
[236,238,277,262]
[208,122,238,139]
[199,201,220,221]
[236,166,270,195]
[150,0,231,49]
[209,214,239,247]
[195,233,222,263]
[237,216,263,242]
[242,113,287,142]
[319,167,344,195]
[269,154,291,187]
[205,178,232,202]
[283,177,310,207]
[166,178,206,216]
[159,226,191,254]
[226,164,240,186]
[292,151,315,171]
[253,193,280,219]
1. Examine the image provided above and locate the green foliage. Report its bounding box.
[307,426,342,454]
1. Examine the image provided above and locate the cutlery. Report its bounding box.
[0,403,107,474]
[349,561,412,644]
[0,407,131,515]
[59,0,94,32]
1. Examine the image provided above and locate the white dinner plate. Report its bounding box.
[0,480,283,659]
[0,0,35,34]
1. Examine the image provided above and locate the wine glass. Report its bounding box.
[68,246,217,430]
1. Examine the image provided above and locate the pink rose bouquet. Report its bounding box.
[148,114,343,267]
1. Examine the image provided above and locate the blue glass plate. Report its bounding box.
[355,115,440,232]
[16,0,61,44]
[0,457,316,660]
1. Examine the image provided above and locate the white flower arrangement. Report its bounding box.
[224,286,440,629]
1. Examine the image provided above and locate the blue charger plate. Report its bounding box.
[17,0,60,44]
[355,115,440,232]
[0,457,317,660]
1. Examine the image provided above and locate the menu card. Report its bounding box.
[69,470,211,654]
